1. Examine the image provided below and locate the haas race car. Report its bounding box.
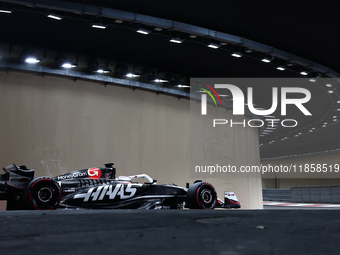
[0,163,241,210]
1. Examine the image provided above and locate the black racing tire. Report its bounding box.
[186,182,217,209]
[23,177,61,210]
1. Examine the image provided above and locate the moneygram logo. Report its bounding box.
[199,83,312,128]
[88,168,101,180]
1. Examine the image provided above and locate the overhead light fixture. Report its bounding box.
[137,28,151,35]
[20,50,41,64]
[170,37,184,44]
[92,23,107,29]
[208,42,220,49]
[261,57,272,63]
[277,66,286,71]
[55,54,77,69]
[154,79,168,83]
[96,68,111,74]
[154,27,163,31]
[174,84,190,88]
[25,57,41,64]
[245,48,253,53]
[0,9,11,13]
[286,60,294,66]
[88,58,111,73]
[326,84,332,87]
[61,63,77,68]
[309,78,316,82]
[47,13,63,20]
[126,73,140,78]
[328,90,334,93]
[231,52,243,58]
[300,71,309,76]
[189,35,197,39]
[115,20,123,23]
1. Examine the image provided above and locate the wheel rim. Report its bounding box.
[37,187,53,202]
[201,189,213,204]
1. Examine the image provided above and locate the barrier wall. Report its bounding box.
[262,153,340,189]
[0,70,262,209]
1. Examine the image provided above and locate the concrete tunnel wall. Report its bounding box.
[0,70,262,209]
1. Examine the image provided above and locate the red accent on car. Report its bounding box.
[87,168,101,180]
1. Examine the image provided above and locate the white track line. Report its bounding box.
[263,201,340,207]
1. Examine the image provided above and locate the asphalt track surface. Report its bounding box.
[1,209,340,255]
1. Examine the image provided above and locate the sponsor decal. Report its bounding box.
[57,171,88,180]
[74,184,137,202]
[87,168,101,180]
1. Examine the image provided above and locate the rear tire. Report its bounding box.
[186,182,217,209]
[23,177,61,210]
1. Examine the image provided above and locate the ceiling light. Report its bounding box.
[55,55,77,69]
[96,68,111,74]
[300,71,309,76]
[0,9,12,13]
[286,61,294,66]
[61,63,77,68]
[115,20,123,23]
[245,48,253,53]
[137,28,151,35]
[154,27,163,31]
[174,84,190,88]
[277,66,286,71]
[309,78,316,82]
[333,116,337,118]
[92,23,107,29]
[231,52,243,58]
[328,90,334,93]
[47,13,63,20]
[170,38,184,44]
[126,73,140,78]
[154,79,168,83]
[25,57,41,64]
[189,35,197,39]
[338,101,340,103]
[88,58,111,73]
[334,119,337,121]
[326,84,332,87]
[261,57,272,63]
[219,95,230,97]
[208,43,220,49]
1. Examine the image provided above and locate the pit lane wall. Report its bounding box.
[0,70,262,209]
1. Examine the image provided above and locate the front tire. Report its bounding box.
[186,182,217,209]
[23,177,61,210]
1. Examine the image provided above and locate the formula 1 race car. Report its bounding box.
[0,163,241,210]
